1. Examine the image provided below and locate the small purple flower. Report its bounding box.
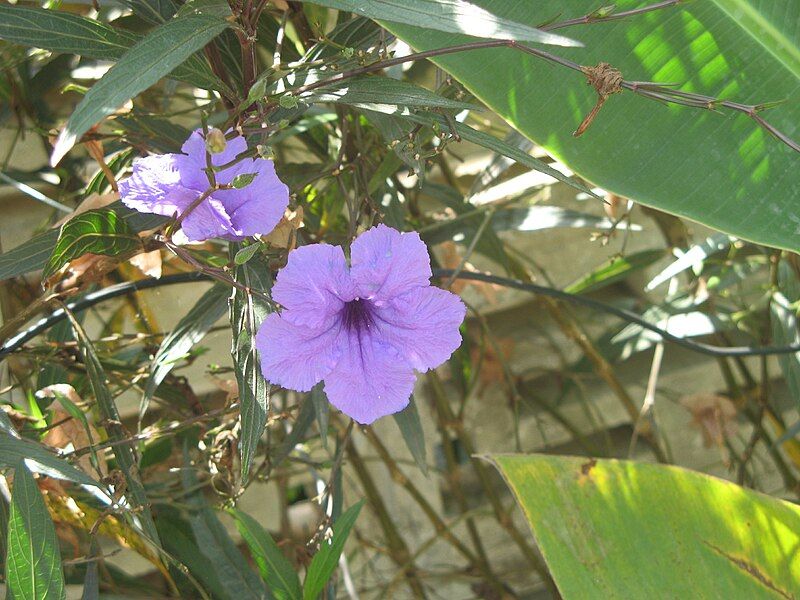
[255,225,466,424]
[120,129,289,242]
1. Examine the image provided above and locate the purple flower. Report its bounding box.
[255,225,466,424]
[120,129,289,242]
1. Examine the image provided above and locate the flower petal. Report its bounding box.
[256,313,342,392]
[180,196,238,242]
[120,154,195,215]
[272,244,354,329]
[178,129,249,190]
[323,331,415,424]
[373,286,466,371]
[212,158,290,237]
[350,224,432,301]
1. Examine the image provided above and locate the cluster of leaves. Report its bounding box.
[0,0,799,598]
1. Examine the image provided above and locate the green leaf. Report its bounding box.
[564,249,666,295]
[6,461,66,600]
[303,500,364,600]
[180,455,269,599]
[393,396,428,475]
[310,384,330,449]
[388,1,800,251]
[0,202,166,282]
[423,206,633,248]
[81,539,101,600]
[305,0,578,46]
[771,290,800,411]
[66,311,161,547]
[229,251,273,478]
[142,284,229,421]
[51,14,229,165]
[121,0,177,24]
[399,111,598,196]
[645,233,733,292]
[43,209,142,279]
[234,243,262,265]
[229,509,303,600]
[303,76,478,112]
[0,433,99,488]
[0,5,221,89]
[490,454,800,598]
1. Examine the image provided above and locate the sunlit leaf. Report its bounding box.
[51,14,229,165]
[305,0,578,46]
[565,249,666,295]
[0,5,221,89]
[303,76,478,113]
[389,1,800,251]
[490,454,800,599]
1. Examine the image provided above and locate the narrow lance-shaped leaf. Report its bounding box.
[142,283,229,422]
[311,383,330,449]
[181,446,270,599]
[229,508,303,600]
[304,0,578,46]
[65,310,161,547]
[229,250,273,478]
[0,5,222,89]
[43,209,143,279]
[6,460,66,600]
[51,14,229,165]
[0,434,100,488]
[303,500,365,600]
[302,76,479,113]
[393,395,428,475]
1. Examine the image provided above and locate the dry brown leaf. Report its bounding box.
[680,393,738,448]
[50,252,122,290]
[261,207,304,250]
[38,384,107,476]
[470,337,515,390]
[440,241,498,304]
[210,376,239,403]
[129,249,163,278]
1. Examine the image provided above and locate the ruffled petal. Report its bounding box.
[180,196,239,242]
[350,225,432,301]
[373,286,466,371]
[120,154,195,216]
[212,158,290,237]
[178,129,249,190]
[323,330,415,424]
[256,313,343,392]
[272,244,354,329]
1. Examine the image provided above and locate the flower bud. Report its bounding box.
[205,128,227,154]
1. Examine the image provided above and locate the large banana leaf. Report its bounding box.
[490,454,800,599]
[388,1,800,251]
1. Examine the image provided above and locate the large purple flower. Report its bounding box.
[255,225,466,424]
[119,129,289,242]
